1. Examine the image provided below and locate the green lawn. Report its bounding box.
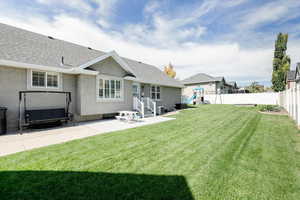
[1,105,300,200]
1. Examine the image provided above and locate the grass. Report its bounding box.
[0,105,300,200]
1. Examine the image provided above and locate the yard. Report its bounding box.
[0,105,300,200]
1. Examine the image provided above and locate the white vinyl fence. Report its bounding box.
[278,87,300,126]
[203,90,300,126]
[204,93,280,105]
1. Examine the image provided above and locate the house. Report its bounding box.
[227,81,239,93]
[181,73,237,104]
[285,70,296,89]
[182,73,235,98]
[0,23,183,131]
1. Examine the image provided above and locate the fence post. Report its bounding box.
[297,84,300,127]
[293,85,298,122]
[288,89,291,115]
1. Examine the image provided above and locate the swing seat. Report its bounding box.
[19,91,73,131]
[25,108,71,124]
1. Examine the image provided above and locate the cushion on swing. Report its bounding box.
[25,108,68,123]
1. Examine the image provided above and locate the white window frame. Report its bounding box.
[96,75,124,102]
[150,85,161,101]
[27,69,62,90]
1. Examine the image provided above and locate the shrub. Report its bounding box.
[257,105,281,112]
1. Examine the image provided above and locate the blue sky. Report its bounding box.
[1,0,300,86]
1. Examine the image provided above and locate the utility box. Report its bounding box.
[0,107,7,135]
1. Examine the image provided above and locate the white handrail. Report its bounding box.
[146,97,156,117]
[133,97,144,118]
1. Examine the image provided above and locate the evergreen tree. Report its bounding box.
[272,33,290,92]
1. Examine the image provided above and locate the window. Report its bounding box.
[32,71,45,87]
[99,79,104,98]
[31,70,59,88]
[47,73,58,87]
[98,76,123,100]
[116,80,121,98]
[151,85,161,100]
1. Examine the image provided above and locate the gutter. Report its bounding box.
[0,59,99,75]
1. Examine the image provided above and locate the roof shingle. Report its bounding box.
[182,73,223,85]
[0,23,183,88]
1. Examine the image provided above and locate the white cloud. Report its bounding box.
[123,0,216,48]
[144,1,160,14]
[36,0,92,13]
[237,0,300,30]
[92,0,119,28]
[223,0,248,8]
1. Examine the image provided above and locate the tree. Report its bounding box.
[246,81,265,93]
[164,63,176,78]
[272,33,291,92]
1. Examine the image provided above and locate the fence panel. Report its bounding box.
[201,89,300,127]
[204,93,279,105]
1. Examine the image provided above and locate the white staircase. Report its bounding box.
[133,97,156,118]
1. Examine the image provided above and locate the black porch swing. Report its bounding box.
[18,91,73,131]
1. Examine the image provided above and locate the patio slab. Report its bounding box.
[0,116,174,157]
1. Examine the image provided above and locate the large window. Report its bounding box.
[98,76,122,101]
[151,85,161,100]
[31,70,59,88]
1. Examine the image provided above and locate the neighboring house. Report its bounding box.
[227,81,239,93]
[286,70,296,89]
[0,23,183,131]
[181,73,238,104]
[182,73,232,98]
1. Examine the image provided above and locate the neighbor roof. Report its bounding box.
[286,70,296,82]
[123,58,183,87]
[182,73,224,85]
[0,23,183,88]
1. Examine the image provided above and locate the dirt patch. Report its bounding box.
[258,110,288,116]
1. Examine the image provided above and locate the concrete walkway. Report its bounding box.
[0,116,174,157]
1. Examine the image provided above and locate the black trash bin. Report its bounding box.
[0,107,7,135]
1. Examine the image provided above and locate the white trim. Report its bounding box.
[96,74,124,102]
[0,59,99,75]
[27,69,63,91]
[78,51,135,75]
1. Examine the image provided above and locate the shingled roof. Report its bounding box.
[182,73,224,85]
[0,23,183,88]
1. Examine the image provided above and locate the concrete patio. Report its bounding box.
[0,116,174,157]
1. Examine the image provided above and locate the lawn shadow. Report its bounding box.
[0,171,194,200]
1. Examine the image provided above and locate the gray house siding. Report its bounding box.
[77,75,133,116]
[0,66,77,131]
[158,86,181,109]
[77,58,133,117]
[141,84,181,110]
[0,58,182,132]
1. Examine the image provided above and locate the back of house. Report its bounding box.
[0,23,183,131]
